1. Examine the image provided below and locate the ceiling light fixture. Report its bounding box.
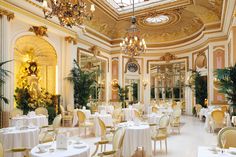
[42,0,95,28]
[120,0,146,58]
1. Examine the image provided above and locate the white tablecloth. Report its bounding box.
[122,124,152,157]
[98,106,114,114]
[91,114,113,136]
[73,109,91,127]
[10,115,48,127]
[0,127,39,157]
[232,116,236,126]
[197,146,236,157]
[30,141,90,157]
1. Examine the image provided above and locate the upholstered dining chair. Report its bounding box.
[35,107,48,117]
[39,114,61,143]
[217,127,236,149]
[210,110,225,133]
[112,109,122,125]
[152,106,158,113]
[221,105,228,113]
[170,109,182,134]
[10,108,23,118]
[60,105,73,127]
[152,115,170,154]
[92,127,126,157]
[171,101,177,109]
[1,142,30,157]
[195,104,202,118]
[181,101,186,113]
[77,110,94,136]
[67,104,74,113]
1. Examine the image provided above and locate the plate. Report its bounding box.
[74,144,86,149]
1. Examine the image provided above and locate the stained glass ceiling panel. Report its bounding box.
[106,0,176,12]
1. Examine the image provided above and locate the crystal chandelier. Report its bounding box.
[42,0,95,27]
[120,0,146,58]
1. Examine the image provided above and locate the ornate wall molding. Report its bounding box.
[89,46,100,56]
[0,8,14,21]
[29,26,48,37]
[160,53,177,62]
[65,36,78,45]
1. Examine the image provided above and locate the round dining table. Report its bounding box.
[0,127,39,157]
[121,123,152,157]
[30,141,90,157]
[10,115,48,127]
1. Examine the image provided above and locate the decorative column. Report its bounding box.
[0,9,14,112]
[63,36,78,106]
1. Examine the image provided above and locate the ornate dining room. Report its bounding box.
[0,0,236,157]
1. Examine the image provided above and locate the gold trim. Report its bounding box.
[65,36,78,45]
[0,0,77,37]
[0,7,14,21]
[29,26,48,37]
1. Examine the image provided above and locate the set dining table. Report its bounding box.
[118,121,152,157]
[0,126,39,157]
[10,115,48,128]
[30,140,90,157]
[198,146,236,157]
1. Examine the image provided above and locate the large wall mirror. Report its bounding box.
[80,52,107,102]
[150,62,186,103]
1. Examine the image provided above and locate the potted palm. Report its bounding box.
[0,60,11,128]
[215,64,236,116]
[67,60,97,109]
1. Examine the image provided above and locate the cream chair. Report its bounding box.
[1,142,30,157]
[39,114,61,143]
[77,110,93,136]
[171,101,177,109]
[92,127,126,157]
[210,110,225,133]
[221,105,228,113]
[181,101,186,113]
[67,104,74,113]
[152,106,158,113]
[112,109,122,125]
[170,109,181,134]
[152,115,170,154]
[195,104,202,118]
[60,105,73,127]
[10,108,23,118]
[35,107,48,117]
[217,127,236,149]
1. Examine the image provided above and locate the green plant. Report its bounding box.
[194,72,207,107]
[116,84,128,108]
[215,64,236,115]
[67,60,97,109]
[0,61,11,109]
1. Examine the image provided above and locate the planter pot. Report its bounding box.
[0,111,9,128]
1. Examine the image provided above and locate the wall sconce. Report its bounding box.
[143,79,148,89]
[111,79,119,91]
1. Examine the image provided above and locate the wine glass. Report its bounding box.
[221,135,227,155]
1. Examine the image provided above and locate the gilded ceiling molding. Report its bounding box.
[65,36,78,45]
[89,46,100,56]
[0,8,14,21]
[29,26,48,37]
[160,53,177,62]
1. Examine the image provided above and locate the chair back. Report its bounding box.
[60,105,65,114]
[221,105,228,113]
[77,110,86,124]
[181,101,186,110]
[0,142,3,157]
[67,104,74,112]
[173,109,181,117]
[159,115,170,128]
[112,127,126,150]
[134,110,141,119]
[171,101,177,109]
[211,110,225,124]
[152,107,158,113]
[195,104,202,113]
[218,127,236,148]
[35,107,48,116]
[98,118,106,140]
[52,114,62,129]
[10,108,23,118]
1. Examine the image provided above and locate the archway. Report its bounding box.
[14,35,57,97]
